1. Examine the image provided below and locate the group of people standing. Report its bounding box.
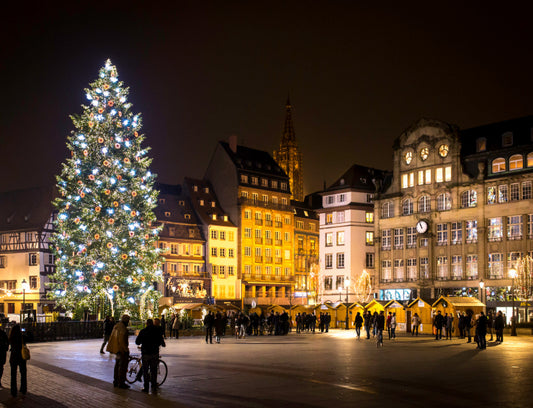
[0,324,28,398]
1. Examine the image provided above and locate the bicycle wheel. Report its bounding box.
[156,359,168,386]
[126,357,141,384]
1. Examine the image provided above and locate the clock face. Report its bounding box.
[420,147,429,161]
[438,144,449,158]
[416,220,428,234]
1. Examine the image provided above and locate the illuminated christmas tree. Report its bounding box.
[50,59,162,319]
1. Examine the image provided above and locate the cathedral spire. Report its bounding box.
[282,96,296,144]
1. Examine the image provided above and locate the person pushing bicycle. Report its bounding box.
[135,319,166,393]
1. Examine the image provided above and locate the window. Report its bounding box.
[211,247,217,257]
[211,230,218,240]
[262,195,268,204]
[382,260,392,282]
[502,132,513,147]
[492,158,506,173]
[261,178,268,187]
[402,199,413,215]
[326,196,334,205]
[466,255,478,279]
[509,154,523,170]
[393,228,404,249]
[228,266,235,275]
[476,138,486,152]
[271,180,278,189]
[507,215,523,240]
[466,220,478,243]
[488,253,504,279]
[529,214,533,237]
[337,253,345,268]
[417,170,424,185]
[366,253,375,268]
[339,194,346,202]
[324,276,333,290]
[28,253,37,266]
[337,211,345,223]
[419,257,429,279]
[284,232,290,242]
[487,186,496,204]
[337,231,345,246]
[510,183,520,201]
[244,265,251,275]
[461,190,477,208]
[381,202,394,218]
[498,185,508,203]
[281,182,288,190]
[404,151,413,164]
[366,212,374,223]
[418,196,431,213]
[244,247,251,257]
[228,231,234,241]
[219,248,226,257]
[241,191,249,199]
[437,223,448,245]
[325,233,333,247]
[284,216,291,225]
[228,249,234,258]
[366,231,374,246]
[381,229,391,250]
[336,276,345,290]
[393,259,405,282]
[407,258,417,281]
[528,152,533,167]
[170,244,178,254]
[325,254,333,268]
[508,252,521,272]
[425,169,431,184]
[326,214,333,224]
[240,174,248,183]
[445,166,452,181]
[437,256,448,280]
[296,220,304,229]
[487,217,503,241]
[284,249,291,259]
[367,194,373,203]
[0,256,6,268]
[244,228,252,238]
[435,167,443,183]
[451,256,462,280]
[451,222,462,245]
[244,210,251,219]
[420,147,429,161]
[437,193,451,211]
[439,144,449,158]
[407,227,416,248]
[251,177,259,185]
[523,181,532,199]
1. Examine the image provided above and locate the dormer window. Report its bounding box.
[502,132,513,147]
[158,198,166,204]
[261,178,268,187]
[240,174,248,183]
[251,177,259,185]
[492,157,506,173]
[476,138,486,152]
[223,215,228,221]
[184,214,191,220]
[271,180,278,189]
[212,214,217,220]
[211,201,216,207]
[164,211,171,217]
[199,200,204,206]
[281,182,288,190]
[204,187,209,193]
[193,185,198,192]
[179,201,185,206]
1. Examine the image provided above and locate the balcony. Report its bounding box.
[275,222,283,228]
[255,256,263,263]
[255,237,263,244]
[275,257,282,264]
[265,220,273,227]
[265,238,273,245]
[255,219,263,226]
[264,256,273,263]
[275,239,283,246]
[239,197,292,212]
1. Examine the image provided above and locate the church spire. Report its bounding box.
[282,96,296,144]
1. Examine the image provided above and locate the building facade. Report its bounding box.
[0,186,56,321]
[273,98,304,201]
[374,117,533,322]
[317,165,384,304]
[206,138,295,306]
[184,178,240,305]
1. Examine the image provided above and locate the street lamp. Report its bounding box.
[479,279,484,303]
[509,268,517,336]
[345,277,350,330]
[20,279,29,323]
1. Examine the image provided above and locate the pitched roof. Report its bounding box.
[0,185,55,232]
[183,178,236,227]
[325,164,386,192]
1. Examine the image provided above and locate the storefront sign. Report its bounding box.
[379,289,412,301]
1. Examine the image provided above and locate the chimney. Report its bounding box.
[229,135,237,153]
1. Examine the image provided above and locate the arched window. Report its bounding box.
[418,196,431,213]
[528,152,533,167]
[509,154,523,170]
[437,193,451,211]
[492,157,506,173]
[402,199,413,215]
[381,202,394,219]
[461,190,477,208]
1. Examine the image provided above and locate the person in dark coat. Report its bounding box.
[8,325,27,397]
[494,311,505,343]
[354,312,363,339]
[135,319,165,393]
[464,312,473,343]
[476,311,488,350]
[204,311,215,344]
[100,316,115,354]
[214,312,225,343]
[324,313,331,333]
[363,311,372,339]
[376,311,385,347]
[433,310,445,340]
[0,327,8,387]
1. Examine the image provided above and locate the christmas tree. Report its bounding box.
[50,59,162,319]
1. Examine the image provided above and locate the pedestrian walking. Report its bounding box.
[354,312,363,339]
[363,311,372,339]
[0,327,8,388]
[8,324,27,397]
[171,313,180,339]
[376,311,385,347]
[204,311,214,344]
[465,312,473,343]
[487,311,494,341]
[390,313,397,339]
[476,311,488,350]
[106,314,131,389]
[214,312,224,343]
[100,316,115,354]
[411,313,420,336]
[494,311,505,343]
[386,312,392,340]
[135,319,165,393]
[445,313,454,340]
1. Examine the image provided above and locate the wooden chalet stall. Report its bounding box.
[290,305,315,327]
[364,299,388,316]
[315,303,338,328]
[432,296,486,334]
[348,302,365,329]
[406,297,434,334]
[384,300,407,332]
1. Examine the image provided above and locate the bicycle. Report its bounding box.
[126,354,168,386]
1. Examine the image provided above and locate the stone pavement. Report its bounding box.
[0,330,531,407]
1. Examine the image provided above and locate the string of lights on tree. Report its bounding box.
[50,59,162,318]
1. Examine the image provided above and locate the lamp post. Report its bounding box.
[345,277,350,330]
[479,279,484,304]
[20,279,29,323]
[509,268,517,336]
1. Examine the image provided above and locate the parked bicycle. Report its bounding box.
[126,354,168,386]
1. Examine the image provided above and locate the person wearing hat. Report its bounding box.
[106,314,131,389]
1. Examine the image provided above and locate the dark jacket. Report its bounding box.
[494,315,505,330]
[376,314,385,330]
[434,314,445,329]
[135,325,165,355]
[355,314,364,328]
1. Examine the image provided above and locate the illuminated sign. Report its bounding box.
[379,289,412,301]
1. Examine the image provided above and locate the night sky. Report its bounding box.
[2,2,533,195]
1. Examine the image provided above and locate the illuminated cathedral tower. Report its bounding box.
[273,98,304,201]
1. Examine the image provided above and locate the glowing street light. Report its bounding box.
[20,279,29,323]
[479,279,484,303]
[509,268,517,336]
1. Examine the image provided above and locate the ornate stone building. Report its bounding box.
[273,98,304,201]
[374,116,533,322]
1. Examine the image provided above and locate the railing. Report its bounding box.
[264,256,273,263]
[275,222,283,228]
[239,197,292,212]
[255,219,263,226]
[275,240,283,246]
[265,238,273,245]
[255,256,263,263]
[255,237,263,244]
[265,220,273,227]
[12,321,105,343]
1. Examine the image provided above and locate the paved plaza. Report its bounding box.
[0,330,531,407]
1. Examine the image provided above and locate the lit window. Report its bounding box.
[492,157,506,173]
[402,198,413,215]
[476,138,486,152]
[445,166,452,181]
[437,193,451,211]
[404,151,413,165]
[240,174,248,183]
[409,172,414,187]
[402,174,408,189]
[325,233,333,247]
[366,232,374,246]
[418,171,424,185]
[420,147,429,161]
[509,154,523,170]
[528,152,533,167]
[487,186,496,204]
[438,144,449,158]
[365,212,374,223]
[436,168,443,183]
[425,169,431,184]
[418,196,431,213]
[461,190,477,208]
[337,231,345,246]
